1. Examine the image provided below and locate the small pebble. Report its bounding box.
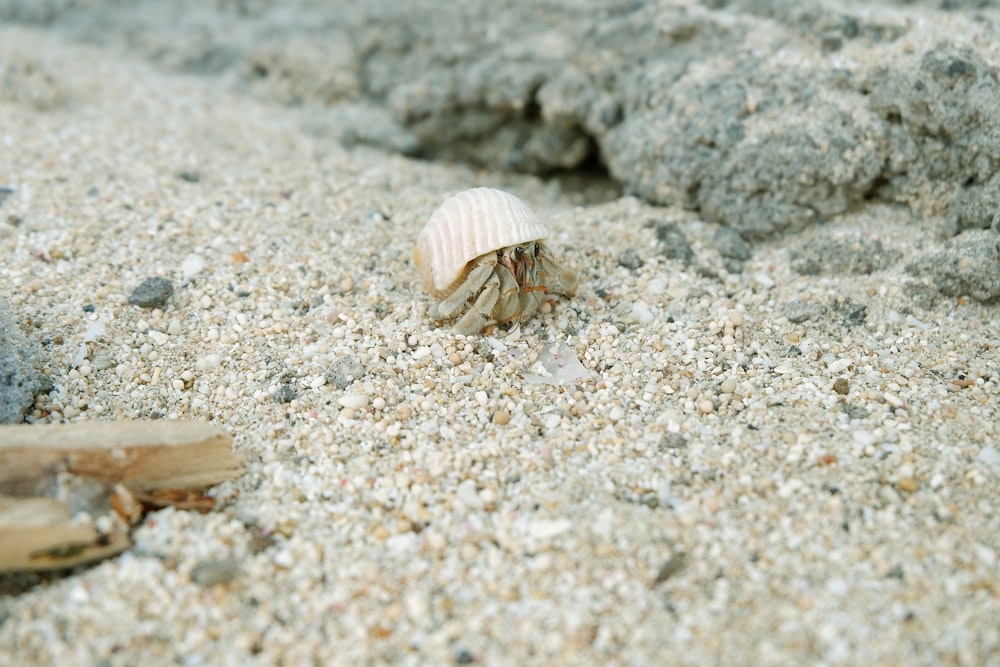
[833,378,850,395]
[978,448,1000,467]
[884,392,905,409]
[631,301,654,325]
[653,552,687,585]
[338,393,370,410]
[784,300,824,324]
[456,479,482,510]
[617,248,645,270]
[274,385,296,404]
[148,330,169,345]
[835,298,868,327]
[190,559,240,587]
[128,277,174,309]
[327,356,365,389]
[92,354,114,371]
[660,433,687,450]
[655,221,694,264]
[714,227,751,260]
[181,253,206,281]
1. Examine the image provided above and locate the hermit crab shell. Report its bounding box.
[413,187,549,297]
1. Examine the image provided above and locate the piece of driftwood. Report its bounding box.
[0,420,242,572]
[0,495,131,571]
[0,420,242,495]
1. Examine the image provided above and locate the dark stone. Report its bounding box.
[833,299,868,328]
[128,277,174,309]
[841,403,870,420]
[659,433,688,451]
[274,384,296,404]
[714,227,751,261]
[617,248,645,270]
[655,222,694,264]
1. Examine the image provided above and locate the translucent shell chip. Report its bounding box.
[413,187,549,297]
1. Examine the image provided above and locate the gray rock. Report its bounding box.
[617,248,644,270]
[784,300,825,324]
[865,43,1000,234]
[655,221,694,265]
[714,227,751,261]
[791,236,902,276]
[326,356,365,390]
[274,384,296,404]
[6,1,1000,239]
[905,230,1000,304]
[833,298,869,328]
[0,298,40,424]
[128,277,174,309]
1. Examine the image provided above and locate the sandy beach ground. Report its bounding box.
[1,3,999,666]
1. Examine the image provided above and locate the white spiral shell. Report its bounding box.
[413,187,549,297]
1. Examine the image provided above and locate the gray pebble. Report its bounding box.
[784,300,824,324]
[833,299,868,328]
[714,227,751,261]
[274,384,296,404]
[617,248,645,270]
[326,356,365,390]
[128,277,174,309]
[841,403,869,420]
[92,353,115,371]
[36,374,54,395]
[659,433,688,451]
[655,222,694,265]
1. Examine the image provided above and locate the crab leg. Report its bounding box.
[453,272,501,335]
[491,263,522,323]
[430,260,495,321]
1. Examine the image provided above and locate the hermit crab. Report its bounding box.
[413,187,577,335]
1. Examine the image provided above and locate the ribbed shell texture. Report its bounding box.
[413,188,549,296]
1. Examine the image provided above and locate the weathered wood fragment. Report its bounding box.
[0,421,242,572]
